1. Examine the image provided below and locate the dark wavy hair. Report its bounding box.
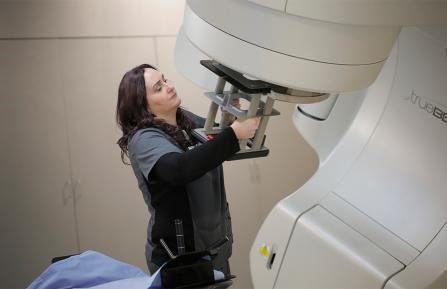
[116,64,196,164]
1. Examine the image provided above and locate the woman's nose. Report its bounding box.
[166,80,174,92]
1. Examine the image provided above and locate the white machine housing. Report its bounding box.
[252,27,447,289]
[175,1,447,288]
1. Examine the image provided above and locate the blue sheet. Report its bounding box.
[27,251,161,289]
[27,250,224,289]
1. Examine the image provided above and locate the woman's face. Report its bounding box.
[144,68,181,117]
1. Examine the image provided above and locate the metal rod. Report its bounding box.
[239,94,261,150]
[220,86,238,128]
[160,238,175,259]
[204,77,226,132]
[252,96,275,150]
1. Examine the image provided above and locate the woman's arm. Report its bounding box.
[150,126,240,185]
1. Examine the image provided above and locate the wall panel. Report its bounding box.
[0,0,184,38]
[59,37,158,269]
[0,40,79,288]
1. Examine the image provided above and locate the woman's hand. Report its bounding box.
[230,117,260,140]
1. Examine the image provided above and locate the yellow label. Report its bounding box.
[259,245,269,257]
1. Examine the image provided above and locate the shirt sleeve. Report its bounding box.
[128,129,182,181]
[150,126,240,186]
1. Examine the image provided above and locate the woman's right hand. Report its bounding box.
[230,117,260,140]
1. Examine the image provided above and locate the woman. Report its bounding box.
[116,64,259,275]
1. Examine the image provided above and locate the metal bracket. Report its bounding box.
[192,60,284,160]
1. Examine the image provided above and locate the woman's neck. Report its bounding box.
[156,111,177,126]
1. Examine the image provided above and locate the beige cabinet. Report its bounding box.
[58,37,157,269]
[0,37,160,288]
[0,40,79,288]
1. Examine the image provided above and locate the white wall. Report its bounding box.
[0,1,318,288]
